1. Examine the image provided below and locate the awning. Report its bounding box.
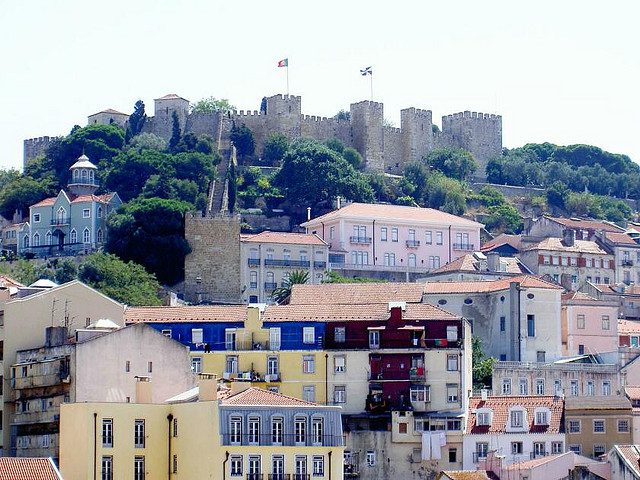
[399,325,425,331]
[367,326,386,330]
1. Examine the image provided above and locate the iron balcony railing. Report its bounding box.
[50,217,71,226]
[268,475,290,480]
[248,258,261,266]
[246,475,264,480]
[453,243,474,251]
[405,240,420,247]
[265,259,311,267]
[314,261,327,269]
[264,282,278,290]
[222,434,344,447]
[349,236,372,244]
[622,259,634,266]
[472,452,487,463]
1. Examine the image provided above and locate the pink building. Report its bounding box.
[561,291,619,357]
[301,203,483,276]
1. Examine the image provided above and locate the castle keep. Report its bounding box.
[25,93,502,178]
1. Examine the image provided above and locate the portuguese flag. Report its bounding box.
[277,58,288,68]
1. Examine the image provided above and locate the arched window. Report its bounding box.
[46,231,52,246]
[89,170,94,184]
[70,229,77,244]
[408,253,417,267]
[23,235,29,248]
[97,228,104,243]
[97,206,103,218]
[33,233,40,247]
[81,169,88,182]
[73,169,79,181]
[57,207,66,225]
[83,228,91,244]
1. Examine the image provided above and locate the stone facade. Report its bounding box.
[183,212,242,304]
[23,136,53,169]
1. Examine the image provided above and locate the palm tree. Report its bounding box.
[271,270,309,305]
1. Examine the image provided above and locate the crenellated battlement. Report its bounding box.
[23,136,54,169]
[443,111,501,121]
[24,136,52,145]
[233,110,263,117]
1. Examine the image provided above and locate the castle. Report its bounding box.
[25,93,502,178]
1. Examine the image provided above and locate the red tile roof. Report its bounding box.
[125,305,248,323]
[0,274,24,288]
[440,471,492,480]
[242,231,327,246]
[156,93,189,101]
[289,282,425,305]
[481,234,523,251]
[263,303,459,322]
[430,254,527,275]
[618,319,640,335]
[525,237,610,255]
[625,386,640,401]
[561,291,601,303]
[90,108,128,116]
[31,192,116,208]
[424,275,562,294]
[504,454,564,470]
[605,232,639,245]
[565,395,631,410]
[0,458,62,480]
[466,395,564,434]
[549,217,624,232]
[221,387,318,407]
[301,202,483,228]
[612,445,640,477]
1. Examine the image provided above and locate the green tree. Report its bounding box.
[343,147,363,170]
[472,336,495,389]
[0,176,50,219]
[190,97,236,114]
[271,270,309,304]
[106,198,192,285]
[263,134,289,165]
[546,181,569,209]
[169,111,181,153]
[128,133,167,152]
[476,186,505,207]
[128,100,147,138]
[323,138,345,154]
[425,148,477,181]
[78,253,162,305]
[0,169,21,190]
[334,110,350,121]
[322,271,383,283]
[230,124,255,158]
[53,258,79,284]
[484,204,523,234]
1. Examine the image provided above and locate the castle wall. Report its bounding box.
[401,108,434,166]
[231,110,269,158]
[350,101,384,172]
[23,137,53,169]
[383,126,403,175]
[150,97,190,141]
[183,212,242,304]
[87,112,129,129]
[185,111,221,139]
[300,115,352,146]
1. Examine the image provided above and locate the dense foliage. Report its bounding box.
[472,336,495,389]
[271,270,309,304]
[190,97,235,114]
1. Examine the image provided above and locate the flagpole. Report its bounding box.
[287,65,289,96]
[370,73,373,101]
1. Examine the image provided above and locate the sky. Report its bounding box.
[1,0,639,171]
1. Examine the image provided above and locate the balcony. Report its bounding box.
[623,259,634,267]
[405,240,420,248]
[453,243,474,251]
[265,259,311,268]
[314,261,327,269]
[50,217,70,226]
[247,475,264,480]
[264,282,278,291]
[268,476,290,480]
[248,258,261,266]
[409,367,426,381]
[221,433,344,447]
[349,236,372,244]
[13,371,67,390]
[369,369,411,381]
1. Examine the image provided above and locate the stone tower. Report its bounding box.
[265,94,302,138]
[401,107,434,165]
[350,100,384,172]
[183,212,242,304]
[67,154,99,196]
[152,94,190,141]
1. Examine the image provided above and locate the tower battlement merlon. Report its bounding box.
[23,136,54,169]
[232,110,263,117]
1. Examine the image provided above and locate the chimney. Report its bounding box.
[387,301,406,327]
[230,380,252,395]
[45,326,68,348]
[336,196,341,209]
[198,374,218,401]
[135,376,152,403]
[481,389,488,401]
[487,252,500,272]
[562,228,575,247]
[560,273,572,291]
[307,207,311,221]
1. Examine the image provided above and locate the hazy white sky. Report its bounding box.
[1,0,638,171]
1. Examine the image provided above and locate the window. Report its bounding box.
[101,456,113,480]
[436,231,443,245]
[230,416,242,444]
[192,328,203,344]
[231,456,243,476]
[446,326,458,341]
[147,361,152,373]
[83,228,91,244]
[33,213,41,223]
[602,315,610,330]
[577,314,585,329]
[272,456,284,477]
[134,456,145,480]
[250,271,258,288]
[248,417,260,445]
[383,252,396,266]
[535,378,545,395]
[134,420,145,448]
[617,419,630,433]
[426,231,433,244]
[446,384,458,403]
[303,355,315,373]
[477,412,491,426]
[594,444,606,457]
[585,380,595,396]
[45,231,52,246]
[537,351,546,363]
[535,411,548,425]
[552,442,564,454]
[267,356,279,376]
[191,355,202,372]
[102,419,113,447]
[249,456,261,479]
[447,354,458,371]
[510,410,523,428]
[272,417,284,444]
[410,385,429,402]
[97,206,103,218]
[518,378,528,395]
[568,445,581,455]
[391,228,398,242]
[500,316,506,332]
[570,380,579,396]
[369,330,380,348]
[226,356,238,374]
[511,442,523,455]
[449,449,457,463]
[173,418,178,437]
[527,315,535,337]
[398,422,408,434]
[554,380,562,395]
[366,451,376,467]
[69,229,77,244]
[502,378,512,395]
[303,327,315,344]
[295,417,307,444]
[303,385,316,403]
[533,442,546,457]
[593,420,605,433]
[173,455,178,474]
[334,327,346,343]
[312,417,323,445]
[97,228,104,243]
[351,251,369,265]
[569,420,581,433]
[270,328,281,350]
[476,443,488,461]
[334,385,346,403]
[125,361,130,372]
[380,227,387,241]
[429,256,441,269]
[334,355,345,373]
[312,456,324,477]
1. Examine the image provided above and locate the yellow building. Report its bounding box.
[60,380,344,480]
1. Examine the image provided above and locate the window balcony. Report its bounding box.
[50,217,71,226]
[349,236,372,244]
[221,434,344,447]
[247,475,264,480]
[409,367,426,381]
[453,243,474,251]
[264,259,310,267]
[622,259,634,267]
[268,475,290,480]
[472,453,487,463]
[264,282,278,291]
[368,369,411,381]
[406,240,420,248]
[314,261,327,269]
[248,258,261,266]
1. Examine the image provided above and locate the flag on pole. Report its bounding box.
[278,58,288,68]
[360,66,372,76]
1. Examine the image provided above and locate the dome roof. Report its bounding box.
[70,154,97,170]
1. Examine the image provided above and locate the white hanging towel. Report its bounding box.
[439,431,447,446]
[421,432,431,460]
[431,432,442,459]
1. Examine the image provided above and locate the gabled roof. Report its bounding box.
[424,275,562,295]
[289,282,425,305]
[125,305,248,323]
[481,233,523,252]
[466,395,564,435]
[548,216,624,232]
[525,237,610,255]
[438,471,492,480]
[89,108,128,116]
[242,231,327,246]
[262,302,460,323]
[565,395,631,410]
[611,445,640,478]
[155,93,189,101]
[561,291,616,305]
[625,386,640,401]
[7,280,125,310]
[0,457,63,480]
[221,387,318,407]
[430,254,529,275]
[301,202,483,228]
[605,231,640,246]
[0,274,24,289]
[30,191,117,208]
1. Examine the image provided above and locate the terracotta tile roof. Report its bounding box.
[30,197,56,207]
[612,445,640,477]
[430,254,528,275]
[424,275,562,294]
[125,305,248,323]
[0,458,62,480]
[504,454,565,470]
[221,387,318,407]
[525,237,610,255]
[242,231,327,246]
[466,395,564,435]
[31,192,116,208]
[619,319,640,335]
[549,217,624,232]
[156,93,189,101]
[481,234,523,251]
[625,386,640,401]
[262,303,460,322]
[565,395,631,410]
[561,291,601,303]
[0,274,25,288]
[90,108,128,116]
[440,471,492,480]
[301,202,483,228]
[605,232,639,245]
[289,282,425,305]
